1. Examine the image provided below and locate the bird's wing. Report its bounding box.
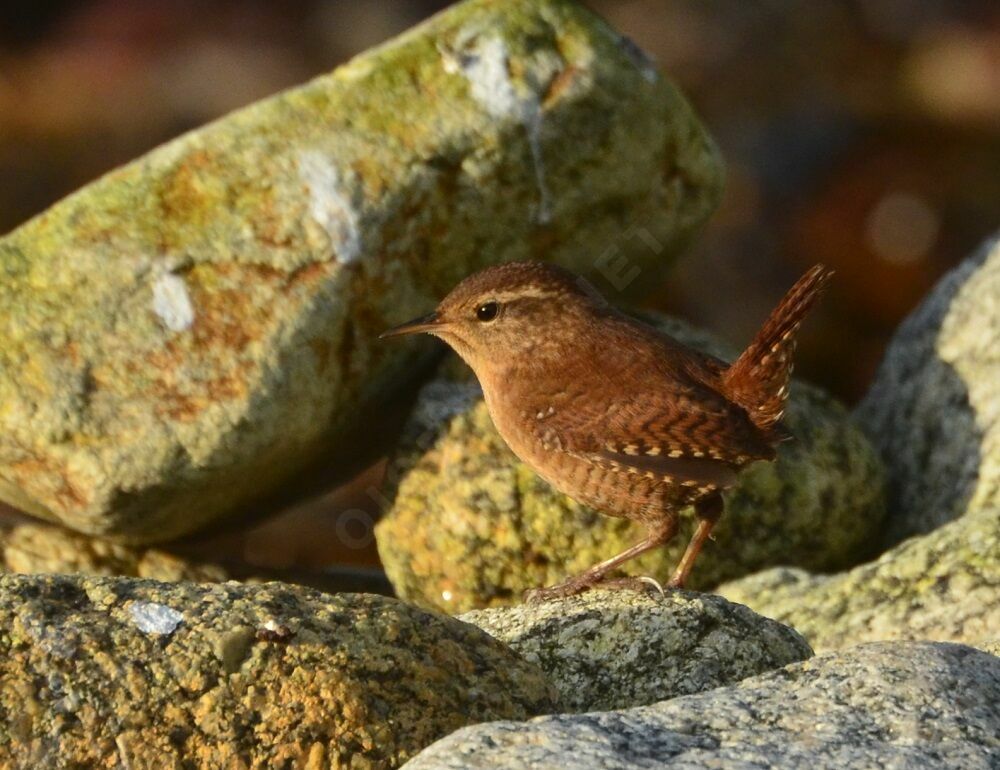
[523,331,774,489]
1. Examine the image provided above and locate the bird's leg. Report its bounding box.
[667,492,723,589]
[524,514,678,603]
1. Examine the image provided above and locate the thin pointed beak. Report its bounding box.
[379,311,443,340]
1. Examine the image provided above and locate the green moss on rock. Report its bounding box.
[0,0,723,543]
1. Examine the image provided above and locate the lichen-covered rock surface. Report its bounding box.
[0,0,723,543]
[0,574,557,769]
[856,233,1000,544]
[376,316,885,613]
[718,504,1000,654]
[0,521,229,582]
[460,588,811,712]
[404,642,1000,770]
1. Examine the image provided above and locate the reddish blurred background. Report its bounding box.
[1,0,998,582]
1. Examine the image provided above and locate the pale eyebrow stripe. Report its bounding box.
[491,286,562,302]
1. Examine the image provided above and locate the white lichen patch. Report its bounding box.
[298,150,363,263]
[129,601,183,635]
[152,272,195,332]
[454,35,521,120]
[444,34,552,223]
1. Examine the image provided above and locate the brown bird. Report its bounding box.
[382,262,833,600]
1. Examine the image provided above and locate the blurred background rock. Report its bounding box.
[1,0,997,583]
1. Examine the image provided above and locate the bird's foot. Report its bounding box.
[523,574,602,604]
[523,574,669,604]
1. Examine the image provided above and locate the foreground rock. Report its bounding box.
[0,574,556,769]
[718,504,1000,654]
[377,317,885,613]
[461,589,811,712]
[0,521,228,582]
[856,234,1000,544]
[405,642,1000,769]
[0,0,722,544]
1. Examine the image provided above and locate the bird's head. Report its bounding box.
[380,261,607,371]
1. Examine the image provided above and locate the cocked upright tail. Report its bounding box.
[660,264,834,592]
[723,265,835,438]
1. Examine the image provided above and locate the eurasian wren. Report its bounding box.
[382,262,833,600]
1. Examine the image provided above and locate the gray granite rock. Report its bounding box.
[717,504,1000,654]
[404,642,1000,770]
[0,574,556,769]
[0,0,723,544]
[460,589,811,712]
[856,233,1000,544]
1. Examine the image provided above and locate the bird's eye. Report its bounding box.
[476,301,500,322]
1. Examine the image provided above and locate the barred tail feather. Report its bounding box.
[724,264,834,436]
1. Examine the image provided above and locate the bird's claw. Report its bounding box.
[598,575,667,597]
[635,575,666,596]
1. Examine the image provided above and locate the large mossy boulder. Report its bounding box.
[461,588,811,712]
[718,504,1000,654]
[376,317,885,614]
[856,234,1000,544]
[0,574,556,769]
[404,642,1000,769]
[0,0,723,543]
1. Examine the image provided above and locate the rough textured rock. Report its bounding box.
[460,588,811,712]
[404,642,1000,770]
[0,0,723,544]
[376,316,885,613]
[0,521,229,582]
[718,504,1000,654]
[0,574,556,769]
[856,234,1000,544]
